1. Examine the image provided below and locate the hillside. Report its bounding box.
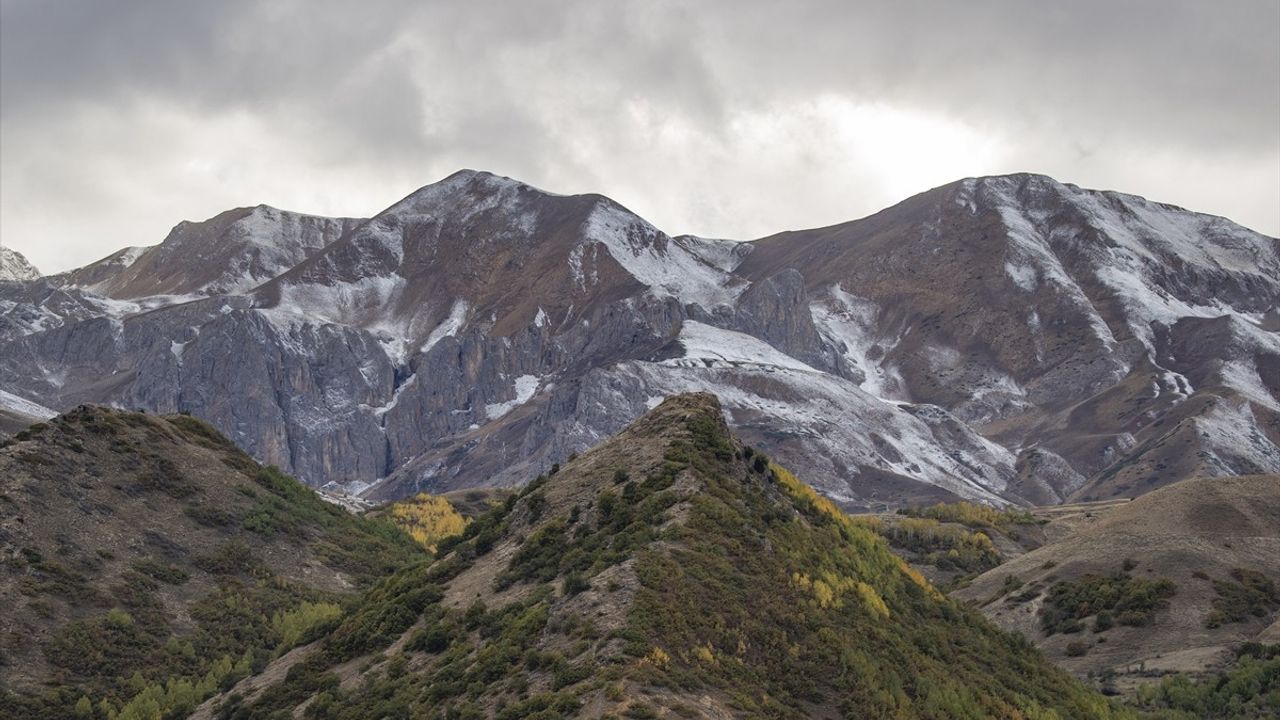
[196,393,1126,719]
[953,475,1280,691]
[0,172,1274,510]
[0,407,426,719]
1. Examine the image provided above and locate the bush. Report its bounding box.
[1205,567,1280,628]
[408,623,453,653]
[130,559,190,585]
[563,573,590,597]
[1039,568,1176,636]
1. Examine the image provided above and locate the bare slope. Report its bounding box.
[955,474,1280,689]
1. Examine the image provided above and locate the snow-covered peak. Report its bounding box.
[965,172,1278,352]
[581,199,745,309]
[0,246,40,282]
[389,169,561,217]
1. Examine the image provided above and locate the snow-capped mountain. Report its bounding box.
[56,204,364,299]
[1,171,1275,508]
[0,246,40,283]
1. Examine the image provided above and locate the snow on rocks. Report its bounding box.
[664,321,817,372]
[583,201,744,310]
[0,247,41,282]
[0,389,58,420]
[484,374,540,420]
[809,286,905,400]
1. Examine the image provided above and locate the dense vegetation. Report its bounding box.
[899,501,1038,532]
[1129,643,1280,719]
[1038,566,1177,636]
[383,493,471,552]
[213,400,1131,718]
[849,500,1045,585]
[0,410,425,720]
[621,440,1125,719]
[879,516,1003,573]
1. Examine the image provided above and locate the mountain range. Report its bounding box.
[1,171,1276,509]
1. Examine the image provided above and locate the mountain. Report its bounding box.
[0,246,40,283]
[953,475,1280,691]
[0,171,1275,509]
[190,393,1125,719]
[55,205,363,300]
[0,406,425,719]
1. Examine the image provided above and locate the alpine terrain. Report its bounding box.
[0,171,1274,509]
[0,172,1276,511]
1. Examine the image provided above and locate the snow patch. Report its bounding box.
[484,374,540,420]
[421,299,470,354]
[1004,262,1038,292]
[665,321,817,372]
[583,201,743,309]
[604,358,1013,504]
[810,286,905,400]
[0,389,57,420]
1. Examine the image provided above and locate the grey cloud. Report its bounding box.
[1,0,1276,272]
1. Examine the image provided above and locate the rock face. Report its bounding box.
[1,170,1276,507]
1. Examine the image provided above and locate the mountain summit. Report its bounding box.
[0,246,40,283]
[0,172,1275,508]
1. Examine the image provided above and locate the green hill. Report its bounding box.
[0,407,426,719]
[205,393,1128,719]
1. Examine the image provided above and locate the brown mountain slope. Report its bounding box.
[58,206,362,299]
[0,407,424,717]
[954,474,1280,690]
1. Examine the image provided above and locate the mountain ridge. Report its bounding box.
[0,170,1275,509]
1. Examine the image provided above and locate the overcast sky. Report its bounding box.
[2,0,1277,273]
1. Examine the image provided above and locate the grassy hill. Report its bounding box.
[953,475,1280,692]
[200,393,1128,719]
[0,407,426,719]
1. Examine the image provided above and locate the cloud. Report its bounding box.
[2,0,1276,273]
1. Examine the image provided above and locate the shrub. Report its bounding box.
[1039,568,1176,636]
[130,559,190,585]
[563,573,590,597]
[1205,568,1280,628]
[272,601,343,652]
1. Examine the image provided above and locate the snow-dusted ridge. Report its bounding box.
[583,200,745,310]
[0,247,40,282]
[3,169,1276,508]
